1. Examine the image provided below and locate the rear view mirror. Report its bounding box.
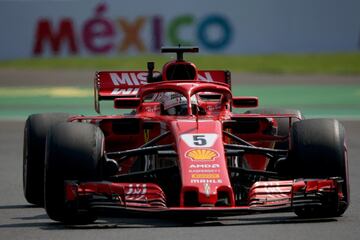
[114,98,141,109]
[232,97,258,108]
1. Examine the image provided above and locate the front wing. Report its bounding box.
[64,179,345,218]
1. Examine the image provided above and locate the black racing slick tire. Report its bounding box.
[44,122,104,224]
[245,108,303,172]
[245,108,303,149]
[289,119,349,218]
[23,113,71,206]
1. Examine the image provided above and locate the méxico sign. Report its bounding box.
[33,3,233,56]
[0,0,359,59]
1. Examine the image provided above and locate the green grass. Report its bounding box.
[1,84,360,119]
[1,53,360,74]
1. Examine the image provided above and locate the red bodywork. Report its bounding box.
[65,179,342,216]
[62,61,346,218]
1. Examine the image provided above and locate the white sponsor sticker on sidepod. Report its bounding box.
[181,134,218,148]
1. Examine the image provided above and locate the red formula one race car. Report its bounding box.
[23,47,349,224]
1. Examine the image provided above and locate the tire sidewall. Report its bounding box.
[290,119,349,216]
[23,113,71,206]
[44,122,104,223]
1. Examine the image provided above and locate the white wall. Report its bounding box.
[0,0,359,59]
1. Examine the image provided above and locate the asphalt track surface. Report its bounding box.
[1,69,359,86]
[0,69,360,240]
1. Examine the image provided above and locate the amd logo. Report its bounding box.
[189,164,220,169]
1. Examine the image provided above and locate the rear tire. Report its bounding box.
[289,119,349,217]
[23,113,71,206]
[245,108,303,149]
[245,108,303,172]
[44,122,104,224]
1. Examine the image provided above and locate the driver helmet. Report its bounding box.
[160,92,198,116]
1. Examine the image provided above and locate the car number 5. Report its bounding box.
[193,135,207,146]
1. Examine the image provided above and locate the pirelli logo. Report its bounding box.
[191,174,220,179]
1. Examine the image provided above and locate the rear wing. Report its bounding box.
[94,70,231,113]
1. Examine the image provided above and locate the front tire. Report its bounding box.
[44,122,104,224]
[23,113,71,206]
[289,119,349,217]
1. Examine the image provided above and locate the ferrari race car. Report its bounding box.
[23,47,349,224]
